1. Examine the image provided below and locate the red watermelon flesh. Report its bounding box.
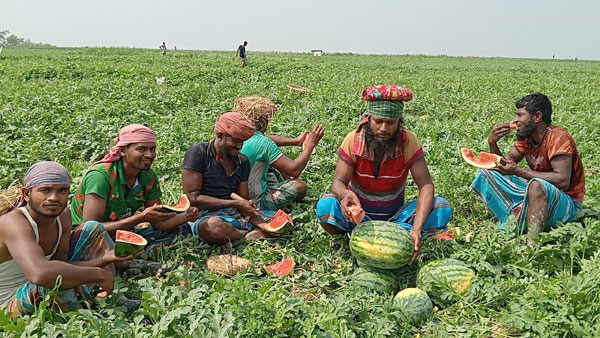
[115,230,147,257]
[267,209,293,234]
[460,148,501,169]
[264,257,295,277]
[161,194,190,213]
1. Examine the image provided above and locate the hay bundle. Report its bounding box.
[206,254,252,276]
[287,84,310,94]
[233,95,277,122]
[0,185,22,216]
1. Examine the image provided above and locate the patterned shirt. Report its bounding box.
[70,160,162,227]
[514,125,585,202]
[338,125,424,220]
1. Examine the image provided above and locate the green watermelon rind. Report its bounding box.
[269,220,293,234]
[349,221,413,269]
[114,232,147,257]
[394,287,433,325]
[416,258,475,307]
[351,266,399,294]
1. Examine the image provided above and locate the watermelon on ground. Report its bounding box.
[394,287,433,325]
[351,266,398,294]
[349,221,414,269]
[416,258,475,307]
[114,230,147,257]
[264,257,295,277]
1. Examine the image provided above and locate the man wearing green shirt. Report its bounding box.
[235,95,324,210]
[71,124,198,246]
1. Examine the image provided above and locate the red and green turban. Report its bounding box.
[361,84,413,119]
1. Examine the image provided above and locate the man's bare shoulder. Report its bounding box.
[0,209,31,235]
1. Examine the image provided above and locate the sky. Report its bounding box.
[4,0,600,60]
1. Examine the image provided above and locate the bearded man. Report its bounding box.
[471,93,585,241]
[316,85,452,263]
[182,112,276,244]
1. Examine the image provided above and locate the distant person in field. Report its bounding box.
[471,93,585,242]
[159,42,167,56]
[236,41,247,67]
[182,112,277,244]
[71,124,199,248]
[0,162,136,316]
[236,95,324,210]
[316,85,452,263]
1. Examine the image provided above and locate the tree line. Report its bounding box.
[0,30,55,48]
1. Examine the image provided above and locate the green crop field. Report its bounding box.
[1,48,599,337]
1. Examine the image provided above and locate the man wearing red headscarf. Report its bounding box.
[71,124,199,247]
[182,112,277,244]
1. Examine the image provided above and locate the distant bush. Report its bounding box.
[0,29,55,48]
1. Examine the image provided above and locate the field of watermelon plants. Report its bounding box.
[1,48,599,337]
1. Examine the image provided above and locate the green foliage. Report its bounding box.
[0,48,599,337]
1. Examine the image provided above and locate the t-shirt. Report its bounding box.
[70,159,162,226]
[338,129,423,220]
[514,125,585,202]
[183,140,251,200]
[238,45,246,58]
[241,131,283,200]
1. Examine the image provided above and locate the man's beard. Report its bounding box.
[516,121,536,140]
[223,152,238,163]
[28,201,64,218]
[365,126,400,155]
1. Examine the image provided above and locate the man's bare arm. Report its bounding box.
[182,169,239,210]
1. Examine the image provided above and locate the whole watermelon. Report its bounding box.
[416,258,475,307]
[394,288,433,325]
[350,221,413,269]
[351,266,398,294]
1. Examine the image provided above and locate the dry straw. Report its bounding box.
[0,185,22,216]
[287,84,310,94]
[206,254,252,276]
[233,95,277,122]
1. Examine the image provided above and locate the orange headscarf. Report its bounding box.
[214,112,256,141]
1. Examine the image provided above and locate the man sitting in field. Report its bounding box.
[182,112,277,244]
[71,124,198,247]
[0,162,135,316]
[471,93,585,242]
[235,95,324,211]
[316,85,452,263]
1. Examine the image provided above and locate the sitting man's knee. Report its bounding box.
[199,217,229,241]
[293,179,307,200]
[527,180,546,199]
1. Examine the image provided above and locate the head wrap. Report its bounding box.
[94,124,157,164]
[233,95,277,123]
[361,84,413,119]
[214,112,256,141]
[24,161,71,188]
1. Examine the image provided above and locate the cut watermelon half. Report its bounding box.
[266,209,294,234]
[161,194,190,213]
[264,257,295,277]
[460,148,502,169]
[115,230,147,257]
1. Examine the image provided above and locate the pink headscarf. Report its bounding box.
[94,124,157,164]
[214,112,256,141]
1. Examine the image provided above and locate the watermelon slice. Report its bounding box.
[266,209,294,234]
[115,230,147,257]
[460,148,502,169]
[302,139,316,155]
[264,257,295,277]
[508,123,517,130]
[348,203,365,224]
[161,194,190,213]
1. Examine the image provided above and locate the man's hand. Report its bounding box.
[305,125,325,149]
[408,229,422,265]
[184,207,199,222]
[495,157,519,176]
[295,131,308,146]
[340,192,361,223]
[236,200,260,218]
[95,269,115,298]
[141,204,176,223]
[488,123,512,144]
[101,249,143,266]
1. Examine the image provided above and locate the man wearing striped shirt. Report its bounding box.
[316,85,452,263]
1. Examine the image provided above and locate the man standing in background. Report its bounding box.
[236,41,248,67]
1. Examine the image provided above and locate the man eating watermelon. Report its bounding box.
[182,112,278,244]
[315,85,452,264]
[0,162,136,316]
[471,93,585,242]
[70,124,199,248]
